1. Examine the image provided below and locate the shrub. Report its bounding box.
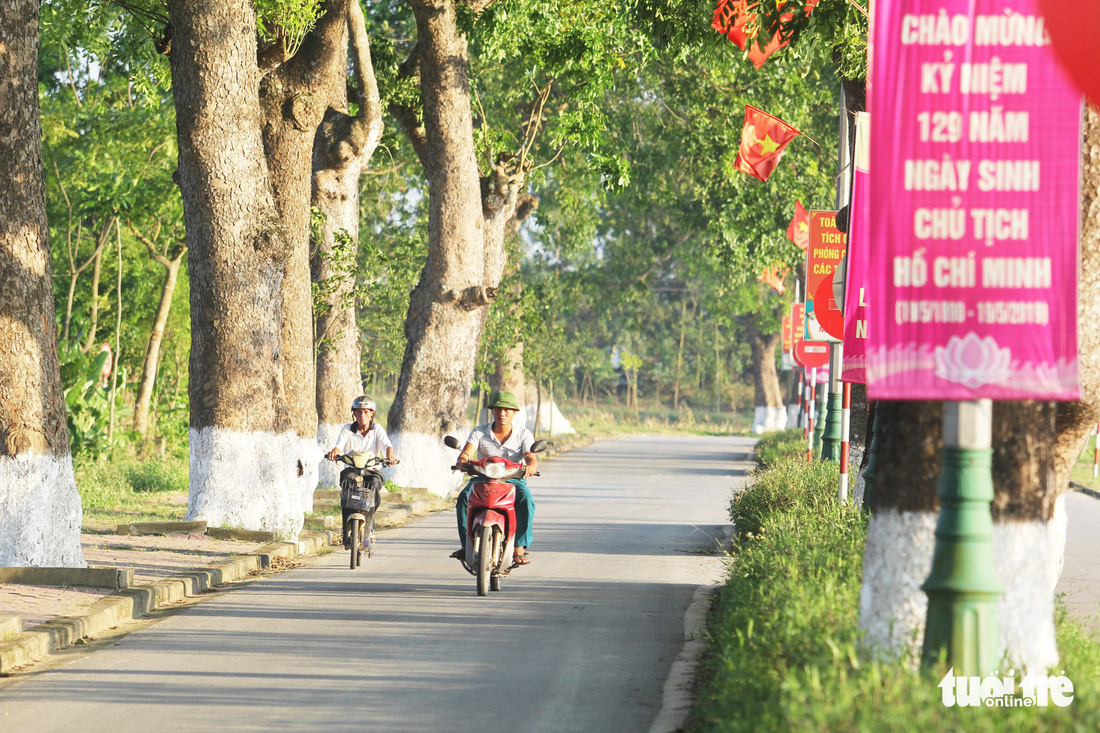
[690,458,1100,732]
[127,460,189,493]
[753,428,805,468]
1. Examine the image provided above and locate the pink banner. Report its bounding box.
[867,1,1080,400]
[842,112,870,384]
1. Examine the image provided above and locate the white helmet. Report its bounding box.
[351,396,377,412]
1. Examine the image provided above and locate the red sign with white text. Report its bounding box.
[806,211,847,342]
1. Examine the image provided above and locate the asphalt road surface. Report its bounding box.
[1057,489,1100,635]
[0,435,754,733]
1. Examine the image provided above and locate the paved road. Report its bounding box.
[0,435,755,733]
[1057,490,1100,634]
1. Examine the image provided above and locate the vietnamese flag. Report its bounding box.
[711,1,817,69]
[734,105,800,182]
[757,264,789,293]
[786,200,809,250]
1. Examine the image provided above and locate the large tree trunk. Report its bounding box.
[386,0,524,494]
[0,1,84,567]
[313,0,385,489]
[859,109,1100,674]
[745,313,785,434]
[257,0,353,507]
[167,0,304,538]
[1055,106,1100,485]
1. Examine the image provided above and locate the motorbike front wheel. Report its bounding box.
[349,518,362,569]
[476,524,493,596]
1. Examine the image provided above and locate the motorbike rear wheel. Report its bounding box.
[476,524,493,596]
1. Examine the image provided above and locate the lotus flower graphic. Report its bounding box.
[933,333,1012,388]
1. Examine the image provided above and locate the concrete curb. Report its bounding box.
[649,585,717,733]
[0,531,329,673]
[1070,481,1100,502]
[0,567,134,589]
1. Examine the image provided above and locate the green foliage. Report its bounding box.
[75,455,189,531]
[691,457,1100,731]
[254,0,325,58]
[753,427,804,468]
[58,338,130,458]
[123,459,190,494]
[730,455,839,538]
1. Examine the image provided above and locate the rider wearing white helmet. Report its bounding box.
[327,396,399,549]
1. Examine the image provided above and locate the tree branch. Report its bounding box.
[347,0,384,156]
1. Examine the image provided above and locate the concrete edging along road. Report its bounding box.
[0,532,328,673]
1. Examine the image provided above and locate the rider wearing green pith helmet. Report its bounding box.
[451,390,538,565]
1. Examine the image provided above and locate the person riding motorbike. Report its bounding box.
[451,390,538,565]
[326,396,399,549]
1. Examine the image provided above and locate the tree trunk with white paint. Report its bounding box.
[859,110,1100,674]
[167,0,305,538]
[0,1,84,567]
[313,1,385,488]
[746,314,785,434]
[257,0,356,507]
[386,0,525,494]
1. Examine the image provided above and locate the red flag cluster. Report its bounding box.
[786,200,809,250]
[758,264,790,293]
[734,105,800,183]
[711,0,817,69]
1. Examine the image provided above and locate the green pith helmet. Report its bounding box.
[487,390,520,410]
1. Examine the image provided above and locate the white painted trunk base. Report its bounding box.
[848,446,866,505]
[0,454,85,567]
[859,501,1066,673]
[752,405,788,435]
[521,401,576,436]
[386,432,467,496]
[787,404,800,429]
[315,422,345,489]
[187,427,320,539]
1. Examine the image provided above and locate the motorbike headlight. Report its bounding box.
[481,460,511,479]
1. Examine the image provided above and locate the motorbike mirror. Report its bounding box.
[443,435,460,449]
[530,440,548,454]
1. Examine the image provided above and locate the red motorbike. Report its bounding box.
[444,435,546,595]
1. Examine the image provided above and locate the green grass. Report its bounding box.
[1070,431,1100,492]
[75,455,190,532]
[752,428,805,469]
[688,452,1100,732]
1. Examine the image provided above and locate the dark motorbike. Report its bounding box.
[334,452,392,569]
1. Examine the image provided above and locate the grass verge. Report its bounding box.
[689,451,1100,731]
[76,455,189,532]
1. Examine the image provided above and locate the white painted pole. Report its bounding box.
[839,383,851,504]
[1093,422,1099,479]
[807,368,817,461]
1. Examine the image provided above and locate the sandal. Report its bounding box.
[450,548,466,559]
[513,554,531,565]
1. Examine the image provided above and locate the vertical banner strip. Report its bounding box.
[866,0,1081,401]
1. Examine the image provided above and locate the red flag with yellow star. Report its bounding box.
[786,200,809,250]
[735,105,800,182]
[711,1,817,69]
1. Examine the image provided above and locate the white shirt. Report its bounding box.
[333,422,393,456]
[465,422,534,462]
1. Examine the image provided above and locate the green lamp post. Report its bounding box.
[921,400,1002,676]
[820,346,844,462]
